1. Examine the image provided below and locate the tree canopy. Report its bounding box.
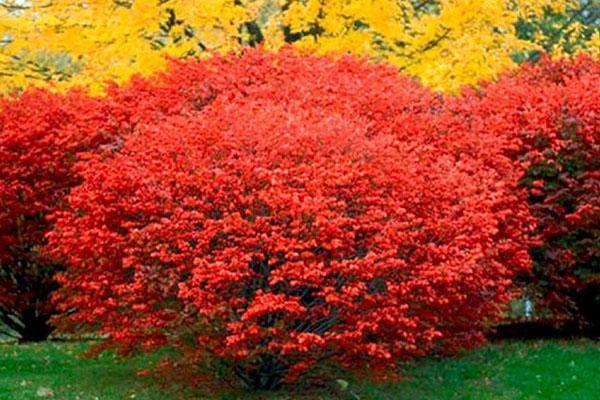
[1,0,597,94]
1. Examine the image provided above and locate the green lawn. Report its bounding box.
[1,340,599,399]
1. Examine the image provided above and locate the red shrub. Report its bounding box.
[48,50,533,387]
[450,55,600,328]
[0,89,120,340]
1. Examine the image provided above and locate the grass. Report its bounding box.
[1,339,600,399]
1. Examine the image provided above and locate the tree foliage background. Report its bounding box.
[1,0,598,94]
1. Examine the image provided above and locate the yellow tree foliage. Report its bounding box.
[0,0,594,93]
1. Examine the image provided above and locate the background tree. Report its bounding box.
[514,0,600,62]
[1,0,596,94]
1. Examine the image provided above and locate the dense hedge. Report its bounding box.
[1,49,597,387]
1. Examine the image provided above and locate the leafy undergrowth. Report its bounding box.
[1,340,599,399]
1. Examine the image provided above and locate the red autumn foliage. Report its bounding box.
[0,90,121,340]
[48,50,533,387]
[450,55,600,328]
[0,55,229,340]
